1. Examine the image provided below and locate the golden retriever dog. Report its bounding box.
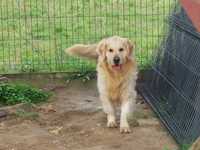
[65,36,137,133]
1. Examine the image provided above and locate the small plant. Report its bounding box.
[15,109,39,119]
[163,146,170,150]
[162,144,191,150]
[180,144,191,150]
[0,83,50,105]
[64,71,96,83]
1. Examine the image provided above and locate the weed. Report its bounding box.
[64,71,96,83]
[15,109,39,119]
[0,83,50,105]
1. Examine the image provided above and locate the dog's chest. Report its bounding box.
[101,71,129,102]
[108,79,124,101]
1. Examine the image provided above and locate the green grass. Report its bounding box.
[0,83,50,105]
[0,0,176,73]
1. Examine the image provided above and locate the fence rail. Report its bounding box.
[0,0,176,74]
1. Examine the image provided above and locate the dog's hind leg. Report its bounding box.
[100,95,117,128]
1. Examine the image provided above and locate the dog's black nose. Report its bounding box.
[114,56,120,65]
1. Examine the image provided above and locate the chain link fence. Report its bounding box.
[0,0,176,74]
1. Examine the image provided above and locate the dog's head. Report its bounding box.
[97,36,135,70]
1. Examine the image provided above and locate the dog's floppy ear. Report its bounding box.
[96,38,107,60]
[124,38,135,58]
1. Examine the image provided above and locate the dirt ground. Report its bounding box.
[0,77,178,150]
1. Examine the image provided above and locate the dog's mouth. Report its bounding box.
[112,64,122,70]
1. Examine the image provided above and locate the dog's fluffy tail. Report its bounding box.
[65,44,98,60]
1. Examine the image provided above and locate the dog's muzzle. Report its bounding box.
[113,56,120,65]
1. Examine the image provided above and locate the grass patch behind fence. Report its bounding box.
[0,0,176,73]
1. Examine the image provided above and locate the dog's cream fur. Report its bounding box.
[65,36,137,133]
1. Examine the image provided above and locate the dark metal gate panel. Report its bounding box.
[138,5,200,145]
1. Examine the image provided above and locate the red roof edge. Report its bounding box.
[180,0,200,33]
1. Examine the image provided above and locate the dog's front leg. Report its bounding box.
[120,93,136,133]
[120,100,132,133]
[100,95,117,128]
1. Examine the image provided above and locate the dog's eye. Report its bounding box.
[109,49,113,52]
[119,48,124,52]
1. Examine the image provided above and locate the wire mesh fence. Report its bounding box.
[138,3,200,145]
[0,0,176,74]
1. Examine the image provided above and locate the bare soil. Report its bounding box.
[0,77,178,150]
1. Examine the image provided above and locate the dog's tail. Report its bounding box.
[65,44,98,60]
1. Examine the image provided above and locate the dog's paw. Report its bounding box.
[120,126,131,133]
[107,121,118,128]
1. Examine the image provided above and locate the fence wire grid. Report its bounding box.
[0,0,176,74]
